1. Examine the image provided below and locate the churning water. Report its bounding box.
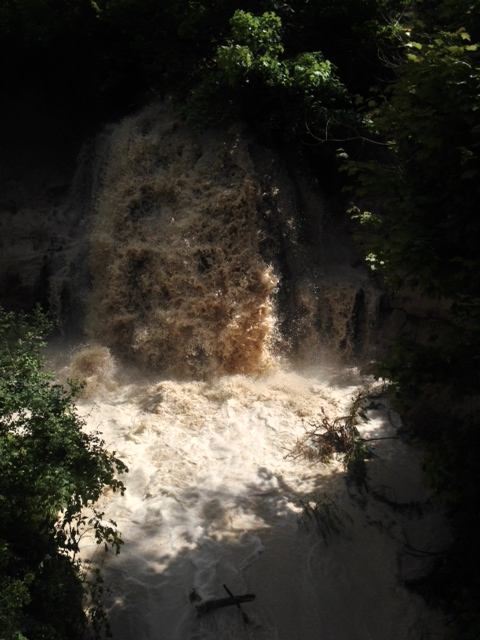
[61,105,445,639]
[72,353,444,640]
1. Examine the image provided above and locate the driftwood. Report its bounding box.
[194,584,255,619]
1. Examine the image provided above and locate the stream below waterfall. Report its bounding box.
[62,348,446,640]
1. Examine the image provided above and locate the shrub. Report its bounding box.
[0,308,127,639]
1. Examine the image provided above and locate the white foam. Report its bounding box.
[76,361,445,640]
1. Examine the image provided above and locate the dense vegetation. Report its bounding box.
[1,0,479,637]
[0,309,127,639]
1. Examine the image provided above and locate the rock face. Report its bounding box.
[0,102,383,364]
[249,144,382,363]
[0,99,97,335]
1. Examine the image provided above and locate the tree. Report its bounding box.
[345,12,480,637]
[0,308,127,640]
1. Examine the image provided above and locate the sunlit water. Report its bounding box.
[63,348,446,640]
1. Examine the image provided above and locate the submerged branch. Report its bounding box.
[289,383,388,487]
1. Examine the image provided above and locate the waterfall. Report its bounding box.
[54,104,446,639]
[87,105,278,377]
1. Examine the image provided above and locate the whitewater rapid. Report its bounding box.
[69,350,445,640]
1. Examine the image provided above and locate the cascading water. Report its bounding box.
[61,105,446,639]
[87,106,278,377]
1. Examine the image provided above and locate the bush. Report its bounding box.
[0,308,127,639]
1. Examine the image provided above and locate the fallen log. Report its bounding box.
[223,584,251,624]
[195,592,255,616]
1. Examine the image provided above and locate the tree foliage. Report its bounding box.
[348,30,480,296]
[208,9,351,142]
[0,309,127,640]
[344,7,480,636]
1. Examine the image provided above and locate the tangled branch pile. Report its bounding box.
[291,385,385,486]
